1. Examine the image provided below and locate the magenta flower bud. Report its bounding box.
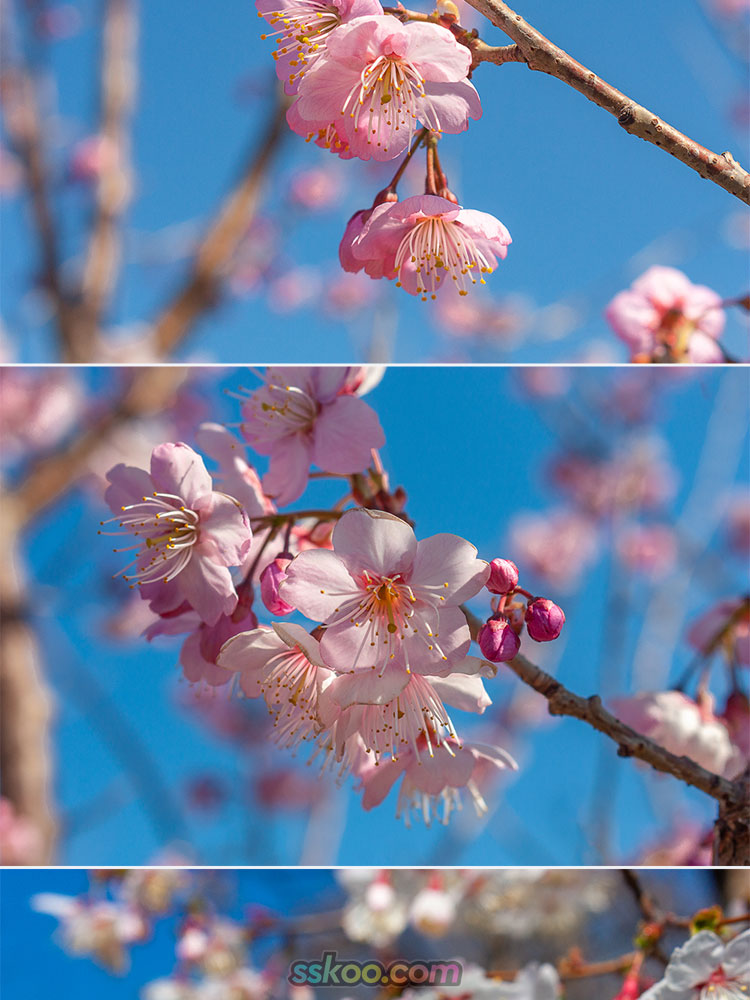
[525,598,565,642]
[260,555,295,616]
[478,615,521,662]
[486,558,519,595]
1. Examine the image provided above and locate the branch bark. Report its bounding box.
[466,0,750,205]
[151,95,289,356]
[77,0,138,353]
[0,495,58,862]
[462,607,748,864]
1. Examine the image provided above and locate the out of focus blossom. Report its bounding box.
[605,267,725,363]
[687,599,750,666]
[323,272,376,319]
[616,523,678,577]
[0,797,42,864]
[437,293,528,343]
[341,870,409,947]
[267,267,321,314]
[0,368,81,457]
[637,823,713,867]
[611,691,737,776]
[34,4,82,40]
[509,510,599,590]
[288,166,341,210]
[31,894,148,972]
[724,495,750,555]
[409,882,457,937]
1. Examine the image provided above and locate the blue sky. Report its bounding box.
[14,364,749,866]
[1,0,748,362]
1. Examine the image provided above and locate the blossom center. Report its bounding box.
[394,216,493,300]
[698,969,747,999]
[249,379,320,438]
[342,55,428,154]
[101,494,199,586]
[259,1,341,85]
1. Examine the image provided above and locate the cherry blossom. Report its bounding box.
[345,194,511,299]
[357,733,517,824]
[408,882,457,936]
[31,893,148,972]
[103,443,253,625]
[0,797,42,865]
[611,691,737,776]
[639,929,750,1000]
[281,507,489,676]
[289,17,481,161]
[218,621,333,748]
[240,367,385,505]
[256,0,383,95]
[180,604,259,688]
[605,266,726,363]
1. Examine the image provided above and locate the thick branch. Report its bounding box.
[0,496,57,862]
[466,0,750,204]
[77,0,138,351]
[151,96,289,356]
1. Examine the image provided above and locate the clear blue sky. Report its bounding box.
[1,0,748,362]
[15,364,749,866]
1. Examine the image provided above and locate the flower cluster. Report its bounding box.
[99,367,570,827]
[255,0,513,300]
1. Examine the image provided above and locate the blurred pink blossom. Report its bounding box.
[509,510,599,590]
[605,266,725,362]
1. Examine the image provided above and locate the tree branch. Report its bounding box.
[462,606,746,855]
[0,496,58,862]
[77,0,138,354]
[465,0,750,204]
[150,94,289,357]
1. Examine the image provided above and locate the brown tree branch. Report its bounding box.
[0,67,80,353]
[151,95,289,357]
[77,0,138,354]
[462,606,748,864]
[463,0,750,204]
[0,495,58,862]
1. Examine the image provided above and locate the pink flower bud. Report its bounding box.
[486,557,519,594]
[478,615,520,662]
[260,555,295,616]
[525,598,565,642]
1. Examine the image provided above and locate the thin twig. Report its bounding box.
[461,607,744,813]
[462,0,750,203]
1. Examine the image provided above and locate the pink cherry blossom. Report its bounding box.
[320,656,493,762]
[281,507,489,676]
[218,622,333,748]
[240,367,385,506]
[605,266,725,362]
[486,557,519,595]
[687,599,750,667]
[346,195,511,299]
[525,598,565,642]
[0,368,81,456]
[478,615,520,662]
[103,443,253,625]
[180,603,259,688]
[289,17,481,161]
[256,0,384,95]
[31,894,148,972]
[611,691,737,776]
[357,733,517,825]
[616,523,677,578]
